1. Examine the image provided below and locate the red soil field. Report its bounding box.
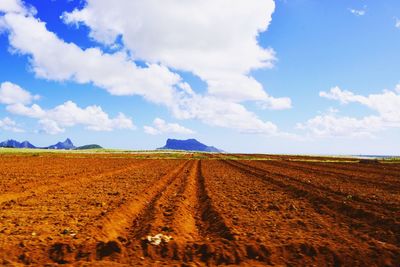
[0,154,399,266]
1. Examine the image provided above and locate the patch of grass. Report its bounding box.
[1,148,394,163]
[0,148,205,159]
[287,159,359,163]
[380,157,400,163]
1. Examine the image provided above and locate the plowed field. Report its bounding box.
[0,154,399,266]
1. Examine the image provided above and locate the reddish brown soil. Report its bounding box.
[0,154,399,266]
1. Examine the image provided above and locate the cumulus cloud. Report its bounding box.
[171,94,279,134]
[259,96,292,110]
[319,86,365,104]
[296,112,382,138]
[0,117,24,132]
[0,0,33,15]
[396,83,400,93]
[349,7,366,16]
[320,86,400,124]
[38,118,64,135]
[0,82,134,134]
[7,101,135,134]
[299,85,400,137]
[2,13,180,105]
[0,81,39,105]
[144,118,194,135]
[62,0,277,102]
[61,0,291,107]
[396,18,400,29]
[0,0,291,135]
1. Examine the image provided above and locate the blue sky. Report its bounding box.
[0,0,399,154]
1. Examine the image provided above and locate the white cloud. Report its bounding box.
[64,0,276,75]
[168,83,281,134]
[260,95,292,110]
[0,0,32,15]
[0,0,291,136]
[0,81,134,134]
[171,94,279,134]
[7,101,135,134]
[320,86,400,124]
[300,85,400,137]
[297,112,382,138]
[0,117,24,132]
[38,118,64,135]
[62,0,293,107]
[144,118,194,135]
[396,18,400,29]
[6,103,45,117]
[349,8,366,16]
[319,86,366,104]
[396,83,400,93]
[2,13,180,105]
[0,81,39,105]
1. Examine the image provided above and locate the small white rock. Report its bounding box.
[145,233,172,245]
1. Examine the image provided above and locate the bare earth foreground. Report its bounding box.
[0,152,399,266]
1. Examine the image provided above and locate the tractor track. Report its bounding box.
[0,160,152,206]
[223,159,400,246]
[256,160,400,209]
[269,160,400,191]
[89,159,254,265]
[120,160,238,264]
[75,160,191,247]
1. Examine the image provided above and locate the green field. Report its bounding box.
[1,147,397,163]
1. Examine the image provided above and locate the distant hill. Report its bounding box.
[45,138,75,150]
[0,139,36,148]
[74,144,103,150]
[158,138,222,152]
[0,138,101,150]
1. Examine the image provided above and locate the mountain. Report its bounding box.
[0,138,101,150]
[0,139,36,148]
[158,138,222,152]
[74,144,103,150]
[46,138,75,150]
[20,141,36,148]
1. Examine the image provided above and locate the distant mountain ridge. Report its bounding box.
[158,138,222,152]
[0,139,36,148]
[46,138,75,149]
[0,138,102,150]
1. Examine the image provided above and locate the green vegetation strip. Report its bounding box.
[0,148,398,163]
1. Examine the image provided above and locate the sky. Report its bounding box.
[0,0,399,154]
